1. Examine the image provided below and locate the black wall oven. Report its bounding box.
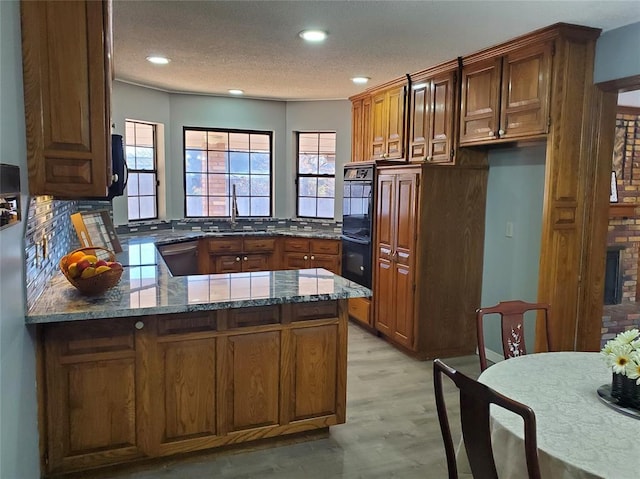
[342,164,374,289]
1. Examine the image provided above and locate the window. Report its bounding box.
[184,128,272,218]
[296,132,336,218]
[125,121,158,221]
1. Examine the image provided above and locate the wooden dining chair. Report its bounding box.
[476,300,552,371]
[433,359,541,479]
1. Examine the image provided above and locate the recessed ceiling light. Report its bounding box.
[228,89,244,95]
[146,56,170,65]
[351,77,370,85]
[299,30,327,43]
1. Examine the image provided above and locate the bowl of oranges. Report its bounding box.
[60,247,123,295]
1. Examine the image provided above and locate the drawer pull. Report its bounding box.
[236,257,241,262]
[135,321,144,330]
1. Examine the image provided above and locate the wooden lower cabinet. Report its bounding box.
[39,301,347,476]
[43,319,147,474]
[281,238,342,275]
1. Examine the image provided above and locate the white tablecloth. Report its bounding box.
[475,352,638,479]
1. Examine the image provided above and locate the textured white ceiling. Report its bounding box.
[113,0,640,101]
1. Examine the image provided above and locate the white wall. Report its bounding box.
[480,145,546,358]
[0,1,40,478]
[111,82,351,224]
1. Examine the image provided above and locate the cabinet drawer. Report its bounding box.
[158,313,217,336]
[311,239,340,255]
[243,237,276,252]
[208,238,241,253]
[348,297,371,326]
[290,301,338,322]
[228,305,280,328]
[284,238,310,252]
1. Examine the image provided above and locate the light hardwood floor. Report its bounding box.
[87,323,479,479]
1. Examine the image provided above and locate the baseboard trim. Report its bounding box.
[484,348,504,366]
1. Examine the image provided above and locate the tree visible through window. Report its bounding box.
[125,121,158,221]
[184,128,272,218]
[297,132,336,218]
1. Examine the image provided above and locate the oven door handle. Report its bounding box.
[341,234,370,245]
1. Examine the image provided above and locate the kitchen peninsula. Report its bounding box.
[26,234,370,476]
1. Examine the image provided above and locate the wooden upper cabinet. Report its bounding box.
[409,63,458,164]
[20,0,112,197]
[459,41,552,145]
[500,42,553,140]
[369,81,407,161]
[350,95,371,162]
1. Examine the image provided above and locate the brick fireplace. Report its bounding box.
[603,107,640,344]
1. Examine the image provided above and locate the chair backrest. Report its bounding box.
[433,359,541,479]
[476,300,551,371]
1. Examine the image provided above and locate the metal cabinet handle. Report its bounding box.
[311,255,315,260]
[135,321,144,330]
[235,256,241,262]
[498,129,505,136]
[112,173,119,183]
[243,256,248,261]
[488,130,494,137]
[426,156,433,162]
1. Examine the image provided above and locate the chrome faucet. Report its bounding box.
[231,184,238,226]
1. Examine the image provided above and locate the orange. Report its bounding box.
[68,251,86,264]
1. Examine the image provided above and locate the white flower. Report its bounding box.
[626,352,640,385]
[611,344,633,375]
[616,329,639,345]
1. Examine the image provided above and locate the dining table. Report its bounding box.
[472,351,639,479]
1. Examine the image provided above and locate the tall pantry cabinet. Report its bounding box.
[374,164,488,359]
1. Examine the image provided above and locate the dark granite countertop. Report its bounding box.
[26,233,369,325]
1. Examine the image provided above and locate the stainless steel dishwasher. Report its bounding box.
[157,240,199,276]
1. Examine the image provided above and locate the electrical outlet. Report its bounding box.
[505,221,514,238]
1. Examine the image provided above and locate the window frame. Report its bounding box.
[125,120,159,221]
[183,127,274,219]
[295,131,336,219]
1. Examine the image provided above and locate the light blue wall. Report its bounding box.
[0,1,40,478]
[111,82,351,224]
[285,100,352,218]
[594,21,640,83]
[480,145,546,359]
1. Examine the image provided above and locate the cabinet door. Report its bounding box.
[500,42,552,140]
[385,85,406,159]
[21,0,111,197]
[44,320,144,474]
[459,58,502,145]
[214,255,243,273]
[154,338,217,452]
[289,325,338,420]
[391,173,418,348]
[282,252,310,270]
[351,99,365,162]
[374,173,396,335]
[408,78,430,161]
[427,71,456,163]
[219,332,280,433]
[242,253,271,272]
[370,91,387,160]
[311,254,341,275]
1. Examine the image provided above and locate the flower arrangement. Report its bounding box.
[601,329,640,409]
[601,329,640,383]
